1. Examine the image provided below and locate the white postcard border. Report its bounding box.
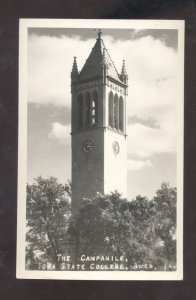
[17,18,184,280]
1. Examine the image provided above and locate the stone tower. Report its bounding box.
[71,30,128,216]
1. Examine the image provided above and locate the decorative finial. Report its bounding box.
[120,59,128,84]
[121,59,127,75]
[72,56,78,69]
[98,29,102,39]
[71,56,79,79]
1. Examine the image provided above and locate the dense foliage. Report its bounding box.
[26,177,176,271]
[26,176,71,270]
[72,183,176,270]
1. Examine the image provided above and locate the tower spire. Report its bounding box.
[120,59,128,84]
[121,59,127,76]
[97,29,102,39]
[71,56,79,81]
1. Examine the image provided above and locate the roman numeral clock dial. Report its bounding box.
[83,139,93,153]
[113,141,120,154]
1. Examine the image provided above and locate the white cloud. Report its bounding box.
[128,159,153,171]
[28,31,179,158]
[48,122,70,144]
[127,122,176,158]
[28,34,94,107]
[28,33,178,110]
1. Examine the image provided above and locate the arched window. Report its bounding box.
[92,90,98,126]
[86,92,91,127]
[119,96,124,132]
[114,94,119,130]
[109,91,114,128]
[85,91,98,128]
[77,94,83,130]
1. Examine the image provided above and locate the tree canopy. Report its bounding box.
[26,177,176,271]
[72,183,176,270]
[26,176,71,270]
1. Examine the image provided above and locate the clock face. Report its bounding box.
[83,139,93,152]
[113,141,120,154]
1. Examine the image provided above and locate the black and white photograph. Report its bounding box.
[17,19,184,280]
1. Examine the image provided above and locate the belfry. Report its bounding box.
[71,30,128,215]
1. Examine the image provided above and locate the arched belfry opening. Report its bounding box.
[119,96,124,132]
[77,93,83,130]
[86,92,91,128]
[108,92,124,132]
[84,90,99,129]
[114,94,119,130]
[92,90,98,126]
[109,91,114,128]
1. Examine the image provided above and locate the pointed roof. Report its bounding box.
[121,59,128,77]
[79,30,122,83]
[71,56,79,77]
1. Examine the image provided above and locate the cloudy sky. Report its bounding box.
[27,27,179,200]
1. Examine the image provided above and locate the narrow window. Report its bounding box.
[77,94,83,130]
[114,94,119,130]
[109,91,114,128]
[86,92,91,127]
[92,90,98,126]
[119,96,124,132]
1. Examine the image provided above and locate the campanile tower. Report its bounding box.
[71,30,128,215]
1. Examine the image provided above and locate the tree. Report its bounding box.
[72,193,133,258]
[152,182,177,269]
[127,195,157,266]
[26,178,177,271]
[71,192,158,269]
[72,184,177,270]
[26,176,71,270]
